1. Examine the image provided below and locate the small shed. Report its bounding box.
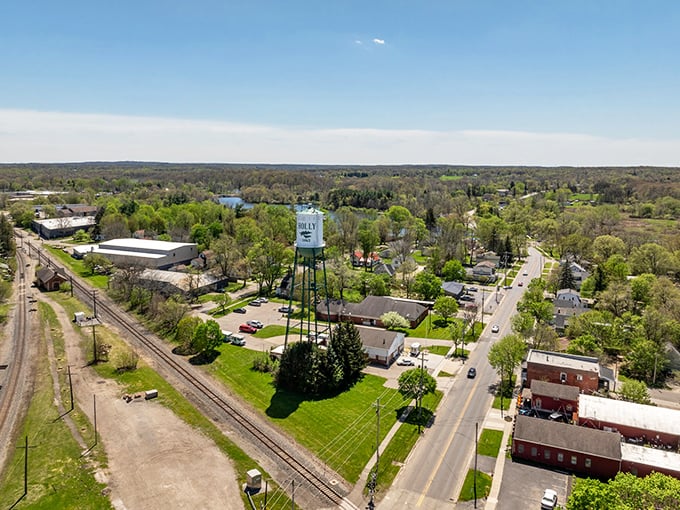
[36,267,68,291]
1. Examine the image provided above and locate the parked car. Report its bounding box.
[460,295,475,302]
[518,281,524,287]
[540,489,558,509]
[233,307,247,314]
[246,320,263,329]
[467,287,478,292]
[278,305,293,313]
[491,324,500,333]
[248,300,261,307]
[230,334,246,346]
[467,367,477,378]
[396,357,415,366]
[239,323,257,334]
[503,285,512,290]
[257,297,268,303]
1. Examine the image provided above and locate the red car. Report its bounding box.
[239,323,257,334]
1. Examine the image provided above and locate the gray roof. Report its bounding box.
[442,281,465,296]
[530,380,580,401]
[36,266,67,283]
[357,326,404,349]
[354,295,427,321]
[527,349,600,374]
[514,415,621,460]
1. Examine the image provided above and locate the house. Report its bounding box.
[470,261,498,283]
[441,281,466,300]
[553,288,589,332]
[317,296,429,329]
[358,326,405,366]
[577,394,680,449]
[351,250,381,268]
[523,349,614,393]
[512,415,622,479]
[560,260,590,290]
[528,380,580,417]
[90,238,198,269]
[35,267,68,291]
[374,261,399,277]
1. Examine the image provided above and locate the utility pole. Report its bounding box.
[92,290,97,318]
[474,422,478,509]
[68,365,74,412]
[291,479,295,510]
[417,351,428,433]
[368,397,384,509]
[92,324,97,364]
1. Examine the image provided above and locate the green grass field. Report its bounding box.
[44,245,109,289]
[458,469,493,502]
[477,428,504,457]
[205,343,410,483]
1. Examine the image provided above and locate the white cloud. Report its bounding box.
[372,38,385,45]
[354,40,363,45]
[0,108,678,166]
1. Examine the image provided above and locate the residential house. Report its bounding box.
[358,326,405,366]
[350,250,381,268]
[441,281,466,300]
[553,288,589,332]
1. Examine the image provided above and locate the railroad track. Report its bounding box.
[27,240,356,509]
[0,246,31,469]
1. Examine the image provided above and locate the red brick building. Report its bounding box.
[529,380,580,416]
[512,415,622,479]
[523,349,614,394]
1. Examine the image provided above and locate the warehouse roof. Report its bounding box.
[579,394,680,436]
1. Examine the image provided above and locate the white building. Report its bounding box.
[92,238,198,269]
[358,326,405,366]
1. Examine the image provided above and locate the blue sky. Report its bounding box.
[1,1,679,165]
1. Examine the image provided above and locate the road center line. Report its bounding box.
[416,375,482,506]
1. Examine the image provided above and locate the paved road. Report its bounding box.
[379,247,543,509]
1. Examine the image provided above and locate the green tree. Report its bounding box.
[277,341,326,395]
[380,311,410,330]
[191,319,222,354]
[441,259,466,281]
[413,271,442,301]
[329,321,368,389]
[623,339,669,384]
[629,242,676,276]
[557,261,576,290]
[618,379,652,405]
[248,238,293,295]
[357,219,380,271]
[397,367,437,401]
[433,296,459,323]
[82,252,113,275]
[591,235,626,265]
[488,334,526,395]
[566,334,602,357]
[175,315,203,352]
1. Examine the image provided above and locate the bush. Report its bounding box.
[111,346,139,372]
[252,354,278,373]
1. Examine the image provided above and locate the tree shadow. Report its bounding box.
[266,389,307,419]
[396,405,435,428]
[189,349,219,365]
[432,318,450,329]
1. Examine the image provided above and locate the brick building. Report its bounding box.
[523,349,614,393]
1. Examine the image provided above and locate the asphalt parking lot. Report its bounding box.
[495,457,571,510]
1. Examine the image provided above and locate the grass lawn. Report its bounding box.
[0,303,112,510]
[426,345,451,356]
[44,245,109,289]
[477,428,504,457]
[369,391,443,498]
[47,292,293,510]
[205,344,408,483]
[458,469,493,501]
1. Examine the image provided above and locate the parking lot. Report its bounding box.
[495,458,571,510]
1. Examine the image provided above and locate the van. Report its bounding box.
[231,334,246,346]
[221,330,233,342]
[411,342,421,356]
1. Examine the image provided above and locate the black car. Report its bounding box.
[233,307,247,314]
[467,367,477,378]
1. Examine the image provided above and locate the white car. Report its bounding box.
[246,320,263,329]
[396,357,415,366]
[491,324,500,333]
[540,489,558,509]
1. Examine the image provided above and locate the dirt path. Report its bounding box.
[41,293,243,510]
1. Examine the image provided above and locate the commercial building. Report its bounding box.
[91,238,198,269]
[32,216,96,240]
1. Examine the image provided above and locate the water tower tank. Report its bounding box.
[295,207,325,256]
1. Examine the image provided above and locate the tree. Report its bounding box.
[211,235,241,279]
[591,235,626,265]
[629,242,676,276]
[488,334,526,395]
[556,261,576,290]
[216,292,232,314]
[277,341,326,395]
[596,281,632,318]
[567,472,680,510]
[380,311,410,330]
[441,259,466,282]
[82,252,113,275]
[566,334,603,357]
[248,238,293,295]
[618,379,652,405]
[623,339,669,384]
[357,219,380,271]
[433,296,459,323]
[412,271,442,301]
[191,319,223,355]
[175,315,203,352]
[329,321,368,389]
[397,367,436,401]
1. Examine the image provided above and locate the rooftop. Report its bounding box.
[99,238,196,252]
[527,349,600,373]
[514,415,621,460]
[579,394,680,436]
[620,443,680,473]
[33,216,96,229]
[530,380,580,401]
[357,326,404,349]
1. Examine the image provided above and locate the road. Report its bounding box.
[380,247,543,509]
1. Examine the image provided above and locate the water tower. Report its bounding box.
[284,207,333,349]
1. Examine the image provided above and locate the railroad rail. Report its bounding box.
[26,240,356,509]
